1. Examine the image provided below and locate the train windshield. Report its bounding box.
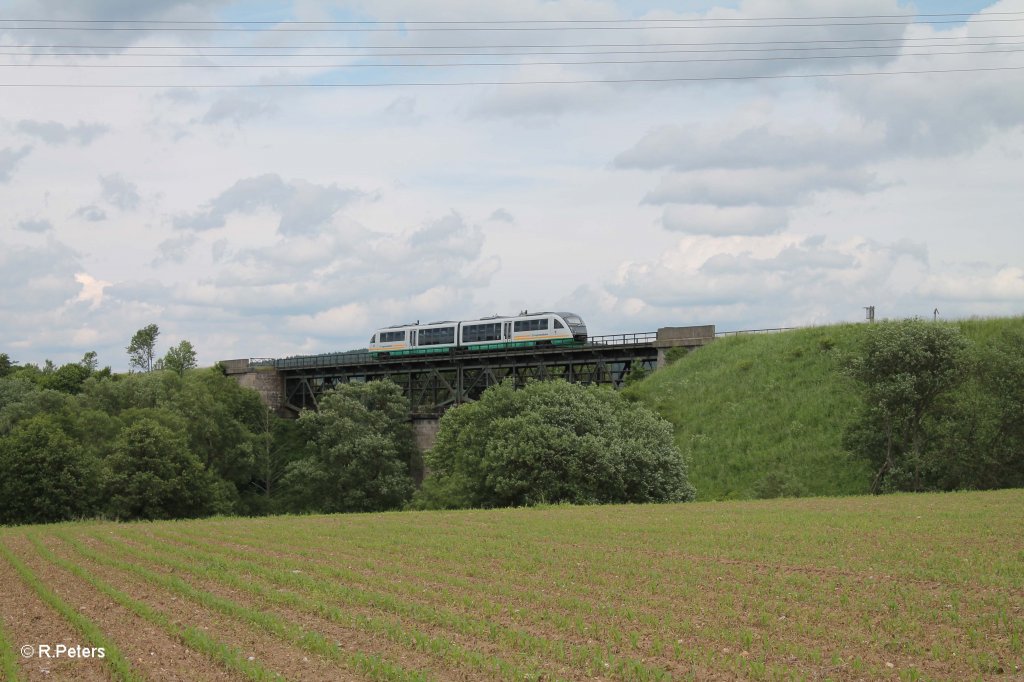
[565,315,583,325]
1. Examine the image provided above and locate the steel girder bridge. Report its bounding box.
[268,332,663,416]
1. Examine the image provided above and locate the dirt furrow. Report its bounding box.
[71,532,565,681]
[5,533,244,682]
[38,533,363,682]
[0,535,111,682]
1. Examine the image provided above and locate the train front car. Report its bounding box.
[557,312,588,342]
[368,324,414,355]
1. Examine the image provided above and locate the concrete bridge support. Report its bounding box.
[220,359,287,415]
[654,325,715,368]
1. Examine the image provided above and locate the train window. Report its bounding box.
[566,315,582,324]
[464,323,500,342]
[514,319,550,332]
[370,334,376,343]
[554,319,564,329]
[380,331,405,343]
[420,327,455,345]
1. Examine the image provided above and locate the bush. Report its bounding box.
[0,415,103,525]
[414,380,695,509]
[663,347,690,366]
[843,319,970,493]
[281,381,419,513]
[105,418,225,520]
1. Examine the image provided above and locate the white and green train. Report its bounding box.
[368,312,588,356]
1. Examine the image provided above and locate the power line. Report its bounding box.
[5,47,1022,69]
[8,35,1024,52]
[6,39,1024,59]
[1,64,1021,88]
[1,12,1022,24]
[1,18,1023,32]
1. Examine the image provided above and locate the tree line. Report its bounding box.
[7,316,1005,526]
[0,324,695,526]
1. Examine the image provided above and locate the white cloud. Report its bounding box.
[73,273,111,310]
[99,174,142,211]
[174,174,365,235]
[0,146,32,183]
[661,205,789,236]
[15,120,109,146]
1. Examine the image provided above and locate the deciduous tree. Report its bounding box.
[415,380,695,509]
[163,340,197,376]
[0,414,102,524]
[127,323,159,372]
[282,380,418,513]
[844,319,969,493]
[104,417,224,520]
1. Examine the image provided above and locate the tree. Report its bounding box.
[0,353,14,378]
[246,407,308,514]
[43,362,91,394]
[415,380,695,510]
[281,380,418,513]
[843,319,970,493]
[163,340,197,376]
[127,323,160,372]
[923,327,1024,491]
[0,415,102,525]
[80,351,98,372]
[104,417,224,520]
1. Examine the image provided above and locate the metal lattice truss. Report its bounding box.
[280,343,659,416]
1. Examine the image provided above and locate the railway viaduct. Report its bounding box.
[221,324,715,450]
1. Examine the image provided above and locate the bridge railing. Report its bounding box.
[272,351,375,370]
[715,327,796,337]
[586,331,657,346]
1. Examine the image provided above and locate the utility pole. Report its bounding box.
[864,306,875,323]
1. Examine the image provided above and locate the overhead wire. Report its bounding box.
[4,39,1024,59]
[4,47,1023,69]
[2,65,1022,88]
[7,34,1024,52]
[1,11,1022,25]
[0,18,1023,32]
[0,11,1021,88]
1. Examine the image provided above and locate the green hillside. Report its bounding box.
[625,317,1024,501]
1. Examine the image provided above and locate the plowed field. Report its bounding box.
[1,490,1022,681]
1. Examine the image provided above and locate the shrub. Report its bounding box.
[415,380,695,509]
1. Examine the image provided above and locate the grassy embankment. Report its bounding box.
[625,317,1024,501]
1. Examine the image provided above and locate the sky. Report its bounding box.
[1,0,1022,369]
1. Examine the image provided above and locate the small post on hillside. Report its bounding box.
[864,306,875,323]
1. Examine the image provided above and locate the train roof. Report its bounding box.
[374,311,584,331]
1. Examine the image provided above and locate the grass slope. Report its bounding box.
[626,324,872,501]
[626,317,1024,502]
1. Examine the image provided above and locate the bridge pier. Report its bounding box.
[411,417,441,454]
[654,325,716,368]
[219,359,288,415]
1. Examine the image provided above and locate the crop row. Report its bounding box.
[1,490,1022,681]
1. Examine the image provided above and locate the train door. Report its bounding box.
[503,322,511,340]
[410,330,417,348]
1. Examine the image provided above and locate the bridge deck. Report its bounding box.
[227,325,721,415]
[263,331,659,372]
